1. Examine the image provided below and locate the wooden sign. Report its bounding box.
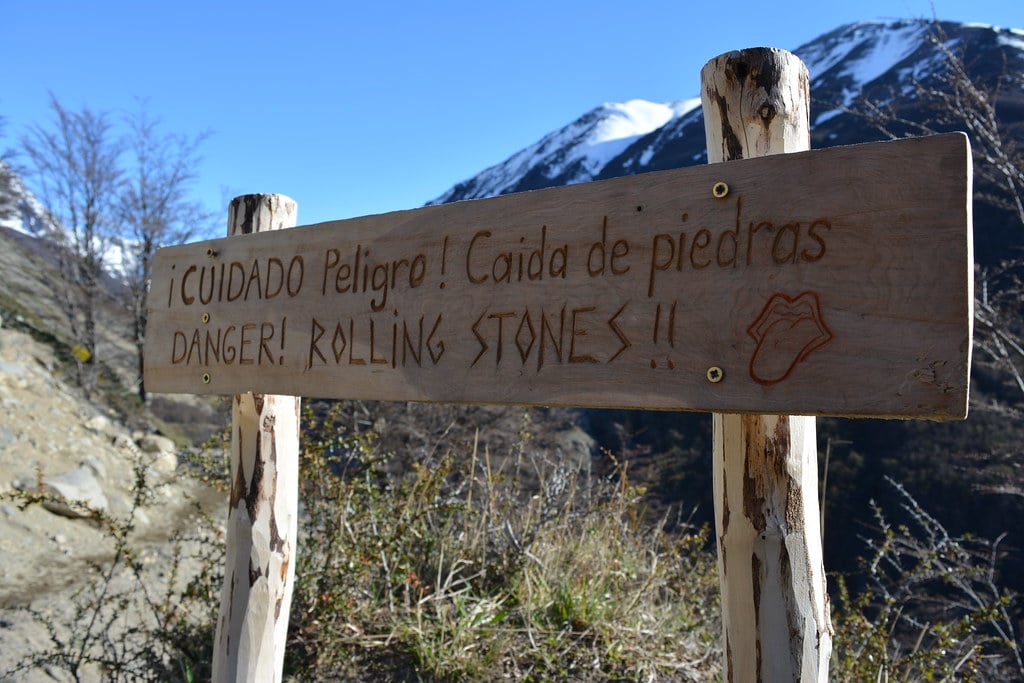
[144,133,972,419]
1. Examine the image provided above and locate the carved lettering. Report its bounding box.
[307,313,444,370]
[516,310,537,363]
[539,306,565,370]
[465,227,568,285]
[691,229,712,269]
[802,220,830,261]
[587,216,631,276]
[322,247,427,311]
[569,306,598,363]
[180,265,197,305]
[607,303,631,362]
[172,258,304,307]
[646,199,832,297]
[239,323,256,364]
[470,303,633,370]
[772,223,800,264]
[471,311,489,367]
[199,264,215,304]
[160,195,843,389]
[169,319,287,366]
[717,210,740,267]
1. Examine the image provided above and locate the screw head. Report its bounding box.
[706,366,724,383]
[201,373,212,385]
[712,182,729,199]
[201,312,210,324]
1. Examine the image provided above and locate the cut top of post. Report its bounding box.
[701,48,810,161]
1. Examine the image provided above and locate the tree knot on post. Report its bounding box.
[249,559,265,588]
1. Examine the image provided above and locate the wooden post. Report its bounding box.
[213,195,301,682]
[702,49,833,681]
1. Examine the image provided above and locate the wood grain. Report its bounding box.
[144,133,973,419]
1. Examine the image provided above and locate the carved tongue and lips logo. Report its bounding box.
[747,291,833,385]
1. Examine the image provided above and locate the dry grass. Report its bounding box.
[287,405,721,681]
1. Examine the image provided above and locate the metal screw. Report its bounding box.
[201,373,212,385]
[706,366,724,383]
[201,312,210,324]
[206,247,218,258]
[712,182,729,199]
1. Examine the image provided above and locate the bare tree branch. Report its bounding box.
[21,96,122,397]
[118,102,213,401]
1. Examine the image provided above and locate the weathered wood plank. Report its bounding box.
[144,133,972,419]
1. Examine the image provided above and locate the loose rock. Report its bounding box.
[40,465,109,519]
[151,450,179,475]
[84,415,111,435]
[0,423,14,449]
[137,434,175,455]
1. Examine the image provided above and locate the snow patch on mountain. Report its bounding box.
[583,100,678,170]
[0,161,52,237]
[1000,28,1024,51]
[841,23,928,93]
[429,99,696,203]
[670,99,701,114]
[798,21,929,105]
[558,101,663,180]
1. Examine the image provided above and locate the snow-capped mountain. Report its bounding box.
[429,99,700,204]
[431,20,1024,264]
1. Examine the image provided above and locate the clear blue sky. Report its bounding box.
[3,0,1022,229]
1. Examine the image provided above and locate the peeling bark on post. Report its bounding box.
[702,49,832,682]
[213,195,301,682]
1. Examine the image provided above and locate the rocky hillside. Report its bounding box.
[0,313,226,679]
